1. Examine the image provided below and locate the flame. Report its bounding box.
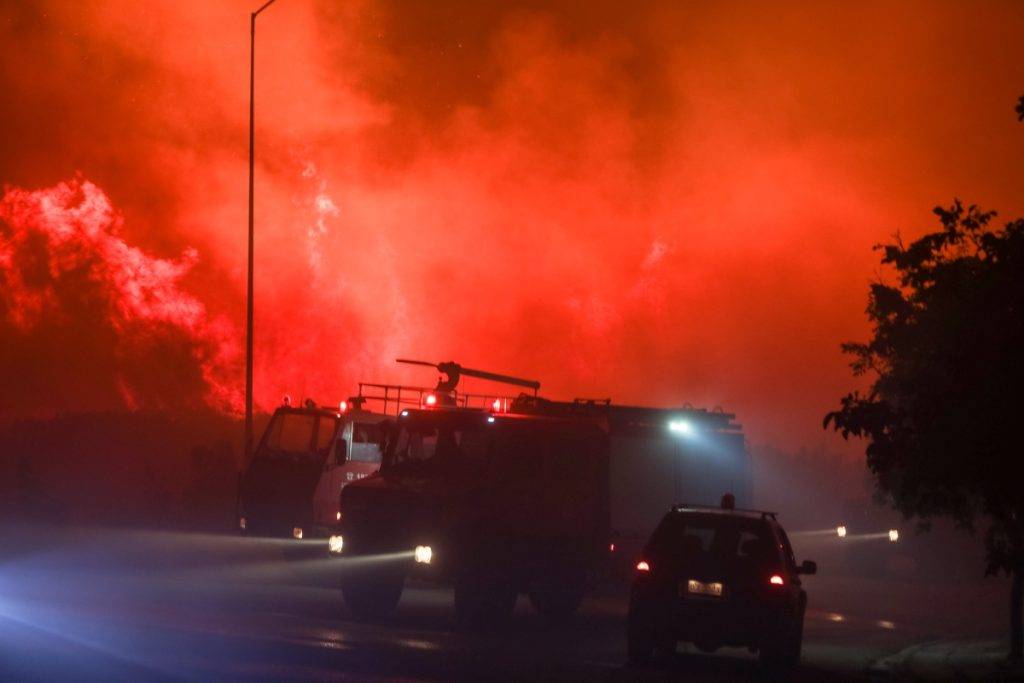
[0,177,241,414]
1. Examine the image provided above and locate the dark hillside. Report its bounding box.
[0,411,269,530]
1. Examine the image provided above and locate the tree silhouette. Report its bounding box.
[826,186,1024,657]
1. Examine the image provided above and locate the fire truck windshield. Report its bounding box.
[258,412,337,461]
[388,424,489,472]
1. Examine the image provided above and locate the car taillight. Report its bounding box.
[769,574,784,586]
[636,560,651,572]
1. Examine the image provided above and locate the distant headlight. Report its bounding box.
[888,529,899,543]
[836,525,847,538]
[292,527,303,540]
[414,545,433,564]
[328,535,344,554]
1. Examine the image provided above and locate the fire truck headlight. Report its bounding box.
[836,525,847,538]
[414,545,433,564]
[888,529,899,543]
[668,419,693,436]
[328,535,344,554]
[292,527,304,540]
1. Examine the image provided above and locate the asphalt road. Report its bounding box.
[0,525,1010,682]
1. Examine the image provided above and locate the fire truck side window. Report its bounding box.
[392,427,437,465]
[265,413,317,454]
[350,423,383,463]
[316,417,336,455]
[389,424,490,470]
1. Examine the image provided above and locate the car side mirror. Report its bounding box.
[798,560,817,575]
[334,439,348,466]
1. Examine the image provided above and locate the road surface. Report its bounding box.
[0,525,1009,681]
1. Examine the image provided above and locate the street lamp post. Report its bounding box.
[246,0,280,462]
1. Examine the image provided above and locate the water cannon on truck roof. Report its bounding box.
[394,358,539,409]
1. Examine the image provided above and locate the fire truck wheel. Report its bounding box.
[527,585,584,622]
[341,573,404,621]
[453,573,517,630]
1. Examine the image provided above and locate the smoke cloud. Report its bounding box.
[2,0,1023,452]
[0,178,240,416]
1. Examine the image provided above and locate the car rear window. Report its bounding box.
[647,512,777,568]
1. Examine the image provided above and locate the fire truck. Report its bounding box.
[330,360,752,624]
[237,398,389,541]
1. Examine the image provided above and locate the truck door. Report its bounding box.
[313,420,384,529]
[311,415,342,529]
[345,421,384,483]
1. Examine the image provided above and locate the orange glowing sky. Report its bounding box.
[2,0,1023,453]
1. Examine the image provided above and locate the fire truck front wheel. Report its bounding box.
[341,572,404,621]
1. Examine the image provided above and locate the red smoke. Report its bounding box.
[2,1,1023,454]
[0,178,240,415]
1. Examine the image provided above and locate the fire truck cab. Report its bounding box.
[334,405,609,626]
[238,399,388,541]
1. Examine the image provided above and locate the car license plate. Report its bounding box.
[682,579,723,597]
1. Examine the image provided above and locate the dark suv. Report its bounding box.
[627,503,816,671]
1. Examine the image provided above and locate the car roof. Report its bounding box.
[672,504,779,523]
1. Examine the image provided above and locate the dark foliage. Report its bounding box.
[826,196,1024,654]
